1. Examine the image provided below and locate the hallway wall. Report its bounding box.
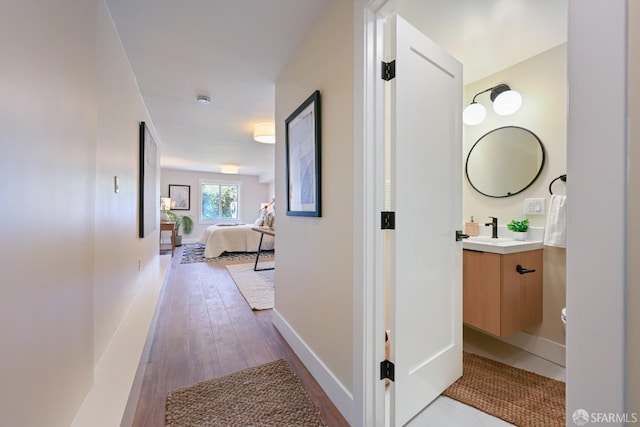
[273,0,354,420]
[0,1,159,425]
[94,0,160,366]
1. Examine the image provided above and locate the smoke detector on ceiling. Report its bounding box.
[196,95,211,105]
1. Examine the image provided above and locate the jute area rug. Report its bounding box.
[165,359,327,427]
[180,243,274,264]
[225,262,275,310]
[443,352,565,427]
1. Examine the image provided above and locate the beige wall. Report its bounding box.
[463,45,567,344]
[274,0,354,394]
[463,45,567,228]
[94,0,160,363]
[160,168,272,242]
[0,1,159,425]
[628,0,640,415]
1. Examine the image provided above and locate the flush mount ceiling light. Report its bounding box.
[253,123,275,144]
[462,84,522,126]
[220,164,239,174]
[196,95,211,105]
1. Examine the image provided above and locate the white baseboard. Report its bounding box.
[499,331,566,367]
[121,257,172,426]
[71,256,171,427]
[464,324,566,367]
[271,310,354,424]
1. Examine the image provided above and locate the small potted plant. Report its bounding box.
[166,212,194,247]
[507,218,529,241]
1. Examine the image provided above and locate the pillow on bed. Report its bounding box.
[264,211,275,228]
[256,206,269,226]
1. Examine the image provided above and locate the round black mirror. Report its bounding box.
[465,126,545,198]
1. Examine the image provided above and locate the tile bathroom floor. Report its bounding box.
[403,326,566,427]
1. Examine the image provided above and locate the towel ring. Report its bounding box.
[549,174,567,195]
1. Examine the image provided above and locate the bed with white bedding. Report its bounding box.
[197,224,275,258]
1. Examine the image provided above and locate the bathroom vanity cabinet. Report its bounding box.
[463,248,543,337]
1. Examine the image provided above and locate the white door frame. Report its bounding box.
[353,1,402,425]
[353,2,631,426]
[354,2,633,425]
[565,0,628,419]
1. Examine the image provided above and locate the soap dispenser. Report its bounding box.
[464,216,479,236]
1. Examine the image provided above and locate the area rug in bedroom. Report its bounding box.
[165,359,327,427]
[180,243,274,264]
[443,352,565,427]
[225,262,275,310]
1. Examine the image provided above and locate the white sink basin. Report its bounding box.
[463,235,543,254]
[466,236,513,244]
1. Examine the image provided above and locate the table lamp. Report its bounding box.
[160,197,171,221]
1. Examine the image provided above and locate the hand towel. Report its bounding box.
[544,194,567,248]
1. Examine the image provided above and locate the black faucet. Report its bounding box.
[485,216,498,238]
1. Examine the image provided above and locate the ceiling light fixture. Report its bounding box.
[197,95,211,105]
[462,84,522,126]
[220,164,239,174]
[253,123,275,144]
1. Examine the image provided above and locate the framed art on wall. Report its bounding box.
[139,121,158,238]
[169,184,190,210]
[285,90,321,217]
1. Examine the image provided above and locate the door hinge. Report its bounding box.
[381,211,395,230]
[380,359,395,382]
[381,60,396,81]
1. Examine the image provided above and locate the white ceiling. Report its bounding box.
[106,0,566,182]
[106,0,331,181]
[398,0,567,84]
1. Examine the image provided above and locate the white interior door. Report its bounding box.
[387,15,463,426]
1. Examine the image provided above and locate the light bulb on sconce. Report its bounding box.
[492,87,522,116]
[462,102,487,126]
[462,83,522,125]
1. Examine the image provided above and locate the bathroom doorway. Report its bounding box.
[353,0,574,425]
[356,0,634,425]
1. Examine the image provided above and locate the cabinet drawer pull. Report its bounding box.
[516,264,536,275]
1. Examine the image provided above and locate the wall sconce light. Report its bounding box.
[462,84,522,126]
[220,164,239,174]
[160,197,171,220]
[253,123,275,144]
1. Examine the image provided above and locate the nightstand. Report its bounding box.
[160,220,176,256]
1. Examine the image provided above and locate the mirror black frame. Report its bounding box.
[465,126,546,198]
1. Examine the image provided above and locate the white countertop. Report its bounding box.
[462,225,544,254]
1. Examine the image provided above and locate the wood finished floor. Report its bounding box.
[132,247,348,427]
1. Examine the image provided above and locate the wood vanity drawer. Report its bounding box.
[463,249,543,337]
